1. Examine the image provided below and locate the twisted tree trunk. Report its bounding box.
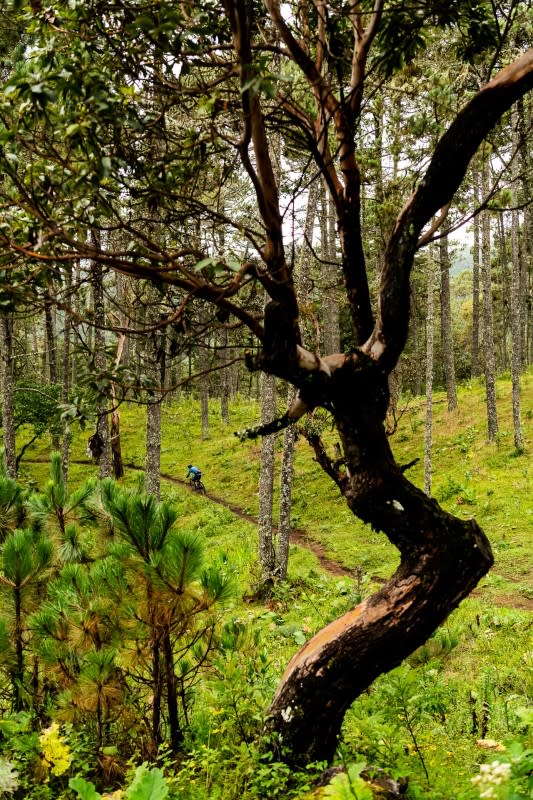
[267,364,493,764]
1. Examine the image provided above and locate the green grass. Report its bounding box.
[13,373,533,800]
[18,372,533,606]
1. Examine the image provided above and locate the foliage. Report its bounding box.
[70,764,169,800]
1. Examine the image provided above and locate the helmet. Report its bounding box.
[187,464,192,469]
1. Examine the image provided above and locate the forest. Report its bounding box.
[0,0,531,798]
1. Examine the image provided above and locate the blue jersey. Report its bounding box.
[187,466,201,478]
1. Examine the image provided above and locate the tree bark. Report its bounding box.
[44,290,60,451]
[439,231,458,411]
[510,109,524,450]
[518,96,533,365]
[220,326,231,425]
[198,320,210,440]
[61,267,72,482]
[321,182,341,356]
[258,369,277,587]
[0,315,16,478]
[267,364,493,765]
[91,239,112,478]
[145,285,162,499]
[277,387,296,583]
[480,158,499,443]
[471,163,481,377]
[424,251,435,496]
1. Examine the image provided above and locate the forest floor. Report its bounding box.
[23,456,533,610]
[155,467,530,608]
[159,468,354,577]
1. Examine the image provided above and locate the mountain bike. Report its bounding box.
[189,477,206,495]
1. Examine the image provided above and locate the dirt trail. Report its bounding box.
[23,459,532,606]
[159,470,354,578]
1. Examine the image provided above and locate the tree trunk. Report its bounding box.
[44,291,60,451]
[219,326,231,425]
[0,315,16,478]
[481,158,499,443]
[439,231,457,411]
[518,96,533,365]
[258,369,277,587]
[44,292,58,385]
[410,286,423,397]
[496,212,510,368]
[424,252,435,496]
[277,387,296,582]
[145,286,162,499]
[471,164,481,377]
[162,629,183,755]
[199,333,210,440]
[510,110,524,450]
[322,183,341,356]
[91,243,112,478]
[267,366,493,765]
[61,267,72,482]
[13,586,24,712]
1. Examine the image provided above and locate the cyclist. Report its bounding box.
[186,464,203,487]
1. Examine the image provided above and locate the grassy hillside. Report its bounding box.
[21,369,532,608]
[15,372,533,799]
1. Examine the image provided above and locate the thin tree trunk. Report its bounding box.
[321,180,341,355]
[496,212,510,368]
[439,231,457,410]
[258,368,277,588]
[110,334,125,480]
[410,286,423,397]
[44,291,60,450]
[471,164,481,377]
[518,96,533,365]
[162,629,183,755]
[277,387,296,582]
[0,316,16,477]
[13,587,24,712]
[198,312,210,439]
[481,158,499,442]
[511,110,524,450]
[300,179,319,308]
[145,286,162,498]
[44,292,58,384]
[220,326,231,425]
[425,252,435,496]
[91,249,112,478]
[61,267,72,481]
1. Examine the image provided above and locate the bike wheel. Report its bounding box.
[197,481,206,495]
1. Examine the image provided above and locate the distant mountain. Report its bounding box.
[450,237,472,275]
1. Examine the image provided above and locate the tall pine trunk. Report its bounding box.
[44,289,60,451]
[424,251,435,496]
[471,163,481,377]
[145,285,162,498]
[0,315,16,477]
[510,109,524,450]
[258,368,277,588]
[91,250,112,478]
[439,231,457,410]
[481,157,498,443]
[61,267,72,481]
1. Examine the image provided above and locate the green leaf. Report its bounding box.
[125,765,169,800]
[69,776,102,800]
[323,764,373,800]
